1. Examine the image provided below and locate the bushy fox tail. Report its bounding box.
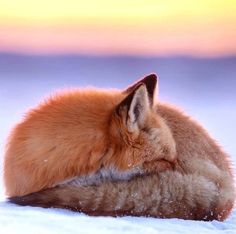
[9,171,235,221]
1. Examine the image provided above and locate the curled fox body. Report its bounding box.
[5,74,235,221]
[4,74,176,197]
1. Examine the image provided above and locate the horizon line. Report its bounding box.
[0,51,236,60]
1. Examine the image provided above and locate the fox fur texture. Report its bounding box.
[4,74,176,196]
[5,74,235,221]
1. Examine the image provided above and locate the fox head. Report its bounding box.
[102,74,176,173]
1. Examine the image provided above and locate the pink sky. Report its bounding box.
[0,1,236,56]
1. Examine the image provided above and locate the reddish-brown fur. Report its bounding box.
[9,101,235,221]
[5,74,235,220]
[4,74,176,196]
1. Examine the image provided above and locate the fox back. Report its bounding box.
[4,74,176,197]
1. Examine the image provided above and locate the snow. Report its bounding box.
[0,54,236,233]
[0,202,235,234]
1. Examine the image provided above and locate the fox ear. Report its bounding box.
[124,73,158,105]
[117,83,150,134]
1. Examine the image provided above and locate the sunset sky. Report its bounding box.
[0,0,236,56]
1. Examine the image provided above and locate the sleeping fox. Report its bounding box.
[4,74,176,197]
[8,74,235,221]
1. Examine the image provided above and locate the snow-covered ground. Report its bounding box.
[0,202,235,234]
[0,54,235,233]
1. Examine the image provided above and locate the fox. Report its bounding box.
[4,74,177,197]
[8,74,235,221]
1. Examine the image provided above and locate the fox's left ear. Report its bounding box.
[124,73,158,105]
[116,83,151,134]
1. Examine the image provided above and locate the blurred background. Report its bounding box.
[0,0,236,197]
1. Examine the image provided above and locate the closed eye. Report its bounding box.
[146,128,161,142]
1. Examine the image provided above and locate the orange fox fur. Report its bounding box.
[5,74,235,221]
[4,74,176,197]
